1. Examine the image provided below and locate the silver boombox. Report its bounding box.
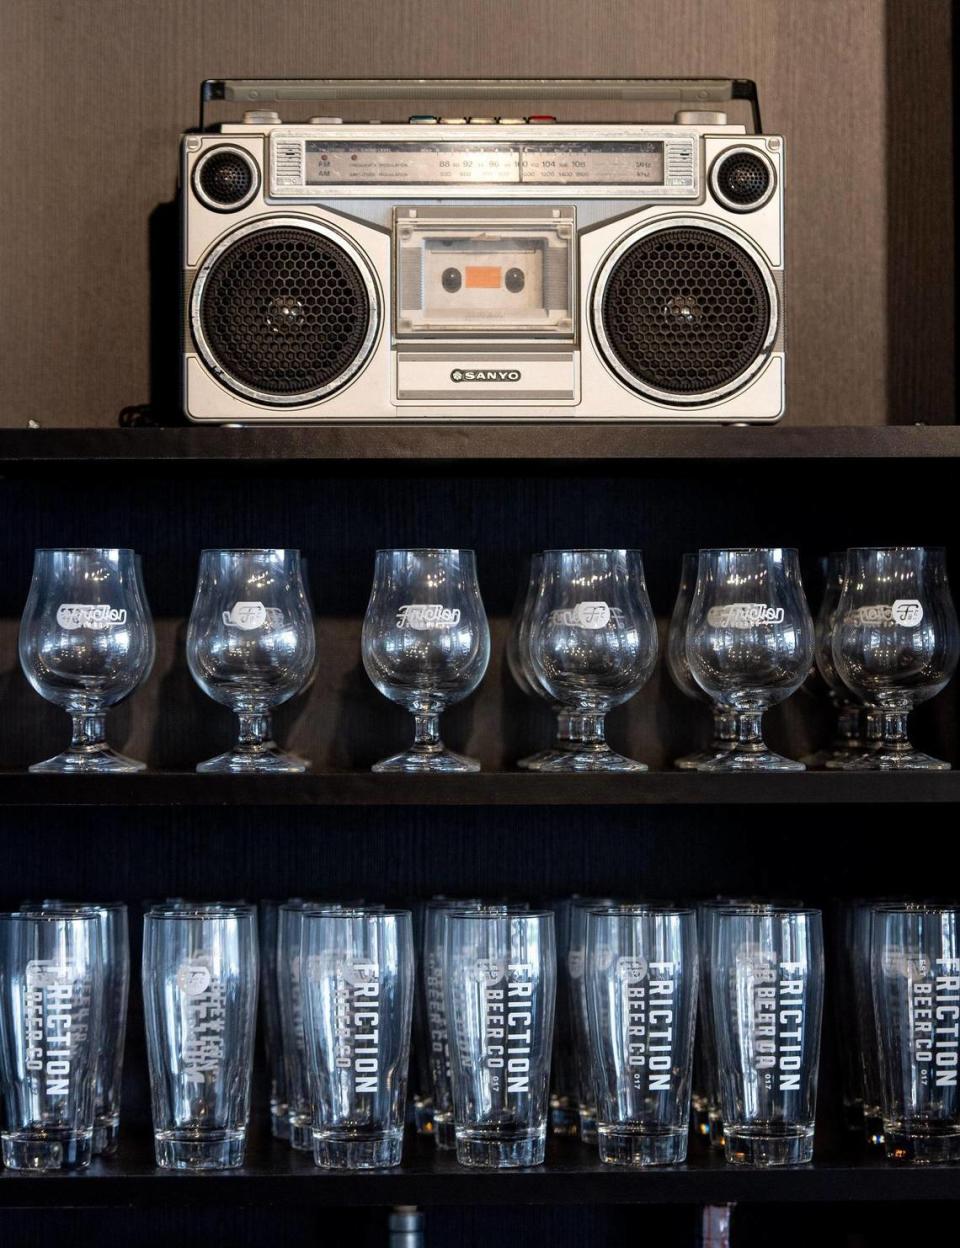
[182,79,783,424]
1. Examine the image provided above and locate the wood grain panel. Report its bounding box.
[0,0,950,429]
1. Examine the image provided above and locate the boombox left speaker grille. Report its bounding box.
[593,222,777,404]
[192,220,379,405]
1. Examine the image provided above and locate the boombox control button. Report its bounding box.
[439,117,468,125]
[409,115,439,124]
[243,110,281,125]
[674,110,728,125]
[468,117,497,125]
[309,116,343,124]
[527,115,557,124]
[497,118,526,125]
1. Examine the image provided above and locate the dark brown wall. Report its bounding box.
[0,0,953,429]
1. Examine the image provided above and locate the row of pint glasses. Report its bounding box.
[265,897,808,1170]
[0,902,258,1173]
[265,899,556,1169]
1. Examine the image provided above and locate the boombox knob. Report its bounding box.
[243,110,281,125]
[674,110,728,126]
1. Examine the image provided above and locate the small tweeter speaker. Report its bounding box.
[192,145,260,211]
[592,219,778,404]
[709,146,776,212]
[191,218,381,405]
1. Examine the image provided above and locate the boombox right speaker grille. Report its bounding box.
[597,225,772,400]
[194,223,376,403]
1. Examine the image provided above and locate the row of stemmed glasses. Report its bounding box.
[16,544,958,775]
[18,547,317,773]
[667,546,958,771]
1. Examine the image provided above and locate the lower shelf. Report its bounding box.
[0,1129,956,1208]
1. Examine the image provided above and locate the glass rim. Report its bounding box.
[200,547,300,556]
[145,904,257,919]
[34,546,135,556]
[278,899,361,912]
[0,910,102,924]
[697,546,798,556]
[844,545,945,555]
[374,546,475,556]
[586,904,695,917]
[716,905,822,918]
[301,907,412,919]
[446,906,554,920]
[541,547,641,556]
[871,902,960,915]
[22,899,127,912]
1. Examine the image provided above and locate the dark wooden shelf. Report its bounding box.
[0,769,957,806]
[0,424,958,465]
[0,1129,955,1208]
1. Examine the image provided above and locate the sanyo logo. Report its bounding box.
[450,369,522,383]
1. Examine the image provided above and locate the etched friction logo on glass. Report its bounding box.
[25,959,82,1096]
[179,959,226,1081]
[707,603,785,628]
[550,602,621,629]
[56,603,127,630]
[222,601,284,629]
[617,955,676,1089]
[331,959,381,1093]
[847,599,924,627]
[396,604,461,629]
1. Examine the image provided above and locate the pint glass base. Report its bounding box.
[884,1122,960,1163]
[30,744,146,774]
[2,1128,93,1171]
[433,1112,456,1150]
[197,744,309,774]
[154,1129,246,1170]
[456,1125,546,1168]
[598,1124,688,1167]
[93,1114,121,1157]
[725,1125,814,1166]
[312,1129,403,1169]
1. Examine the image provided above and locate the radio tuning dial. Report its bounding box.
[674,110,727,126]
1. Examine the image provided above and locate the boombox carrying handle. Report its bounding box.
[200,78,763,133]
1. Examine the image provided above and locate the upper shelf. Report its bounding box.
[0,425,958,465]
